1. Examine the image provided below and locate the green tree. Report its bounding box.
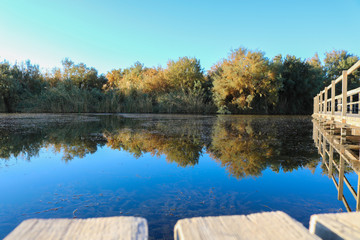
[272,55,323,114]
[0,62,18,112]
[61,58,107,90]
[324,50,359,88]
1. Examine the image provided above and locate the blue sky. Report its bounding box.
[0,0,359,74]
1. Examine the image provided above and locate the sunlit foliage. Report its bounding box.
[55,58,107,90]
[0,49,359,114]
[165,57,205,90]
[211,48,279,114]
[324,50,360,89]
[103,57,212,113]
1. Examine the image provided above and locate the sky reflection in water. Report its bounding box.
[0,114,357,239]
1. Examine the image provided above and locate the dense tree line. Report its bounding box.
[0,48,358,114]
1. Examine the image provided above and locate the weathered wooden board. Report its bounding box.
[5,216,148,240]
[309,212,360,240]
[174,211,320,240]
[315,113,360,129]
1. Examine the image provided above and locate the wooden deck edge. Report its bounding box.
[4,216,148,240]
[313,113,360,129]
[7,212,360,240]
[174,211,320,240]
[309,212,360,240]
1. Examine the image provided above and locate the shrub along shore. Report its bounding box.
[0,48,358,114]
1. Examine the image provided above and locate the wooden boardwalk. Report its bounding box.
[310,212,360,240]
[4,217,148,240]
[5,211,360,239]
[174,211,320,240]
[313,60,360,128]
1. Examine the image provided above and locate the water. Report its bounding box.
[0,114,357,239]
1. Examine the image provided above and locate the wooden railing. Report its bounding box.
[314,60,360,119]
[313,119,360,212]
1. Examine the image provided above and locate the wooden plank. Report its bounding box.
[327,75,343,88]
[174,211,320,240]
[320,92,323,113]
[331,80,335,115]
[344,175,357,199]
[341,198,352,212]
[334,75,343,85]
[357,176,360,211]
[346,144,360,150]
[347,60,360,76]
[4,217,148,240]
[346,135,360,142]
[309,212,360,240]
[325,87,328,114]
[347,87,360,97]
[342,70,348,117]
[329,145,334,176]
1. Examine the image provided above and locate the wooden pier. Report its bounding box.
[313,60,360,128]
[174,211,320,240]
[4,217,148,240]
[5,211,360,239]
[310,212,360,240]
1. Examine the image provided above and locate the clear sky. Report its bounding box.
[0,0,359,74]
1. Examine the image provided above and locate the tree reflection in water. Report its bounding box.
[3,114,352,240]
[208,116,320,178]
[0,114,320,177]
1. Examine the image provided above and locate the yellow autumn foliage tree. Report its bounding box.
[211,48,279,114]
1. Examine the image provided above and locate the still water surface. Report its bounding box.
[0,114,357,239]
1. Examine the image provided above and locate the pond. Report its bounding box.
[0,114,358,239]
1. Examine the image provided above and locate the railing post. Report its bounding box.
[320,92,323,113]
[331,81,335,115]
[357,174,360,211]
[318,133,321,154]
[338,155,345,201]
[322,131,326,162]
[342,70,348,117]
[328,144,333,177]
[324,87,328,114]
